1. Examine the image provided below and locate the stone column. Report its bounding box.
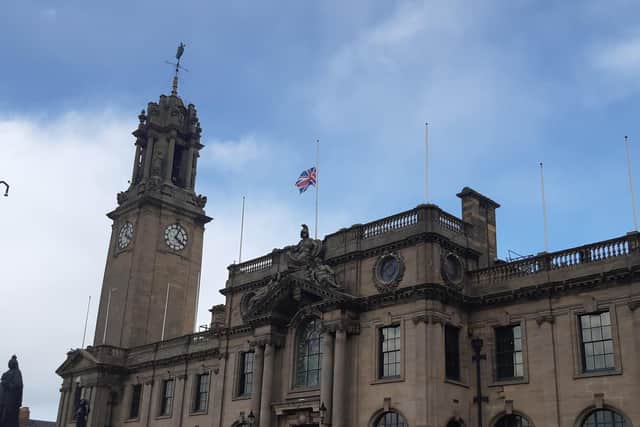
[131,143,142,183]
[165,135,176,183]
[171,374,187,427]
[413,316,428,427]
[139,380,154,426]
[332,329,347,427]
[320,331,335,426]
[185,148,195,189]
[259,343,274,427]
[251,344,265,425]
[57,385,71,426]
[426,319,445,427]
[630,301,640,389]
[142,136,154,180]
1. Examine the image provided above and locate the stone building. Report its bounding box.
[56,83,640,427]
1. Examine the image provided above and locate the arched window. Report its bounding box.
[582,409,627,427]
[375,411,408,427]
[294,318,323,388]
[494,414,531,427]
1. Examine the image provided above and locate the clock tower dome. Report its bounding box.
[93,81,211,348]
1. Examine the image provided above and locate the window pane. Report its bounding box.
[379,325,401,378]
[496,325,523,380]
[582,409,627,427]
[579,312,615,372]
[295,319,323,388]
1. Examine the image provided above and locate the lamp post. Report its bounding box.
[0,181,9,197]
[319,402,327,425]
[247,410,256,427]
[471,338,487,427]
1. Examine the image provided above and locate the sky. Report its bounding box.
[2,0,640,420]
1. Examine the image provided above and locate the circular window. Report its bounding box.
[442,253,464,285]
[374,253,404,292]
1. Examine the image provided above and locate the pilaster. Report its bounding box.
[332,329,347,427]
[250,342,265,425]
[259,343,275,427]
[320,329,335,426]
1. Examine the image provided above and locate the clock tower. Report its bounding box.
[93,79,211,348]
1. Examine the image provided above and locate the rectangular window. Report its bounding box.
[579,311,614,372]
[445,325,461,381]
[129,384,142,419]
[159,379,174,416]
[193,373,210,412]
[379,325,401,378]
[495,325,524,380]
[239,352,254,396]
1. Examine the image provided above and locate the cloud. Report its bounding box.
[0,111,346,420]
[590,35,640,77]
[206,134,266,172]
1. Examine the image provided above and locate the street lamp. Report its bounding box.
[247,410,256,427]
[319,402,327,425]
[0,181,9,197]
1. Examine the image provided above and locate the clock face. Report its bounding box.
[118,222,134,249]
[164,224,188,251]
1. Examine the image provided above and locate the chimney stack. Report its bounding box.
[457,187,500,268]
[19,407,30,426]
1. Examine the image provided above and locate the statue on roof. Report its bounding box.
[287,224,339,289]
[0,355,23,427]
[287,224,322,267]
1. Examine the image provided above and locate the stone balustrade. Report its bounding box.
[470,233,640,287]
[225,204,471,288]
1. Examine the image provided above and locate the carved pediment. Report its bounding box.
[242,274,354,324]
[56,346,126,377]
[240,225,355,325]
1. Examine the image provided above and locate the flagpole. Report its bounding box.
[425,122,429,204]
[540,162,550,252]
[239,196,246,262]
[624,136,639,231]
[81,295,91,348]
[315,139,319,239]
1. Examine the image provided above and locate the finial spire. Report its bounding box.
[167,42,187,96]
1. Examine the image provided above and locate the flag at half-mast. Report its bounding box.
[295,167,317,193]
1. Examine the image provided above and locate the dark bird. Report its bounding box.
[176,42,186,60]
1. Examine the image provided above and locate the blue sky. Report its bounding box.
[2,0,640,420]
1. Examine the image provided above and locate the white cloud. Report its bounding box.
[0,112,340,420]
[591,35,640,76]
[206,134,266,172]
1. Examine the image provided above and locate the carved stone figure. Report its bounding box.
[75,398,90,427]
[151,149,164,177]
[287,224,322,267]
[309,260,339,289]
[0,355,23,427]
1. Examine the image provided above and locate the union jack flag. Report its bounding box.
[295,167,317,193]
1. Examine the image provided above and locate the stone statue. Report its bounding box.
[287,224,322,267]
[75,398,90,427]
[0,355,23,427]
[309,259,339,288]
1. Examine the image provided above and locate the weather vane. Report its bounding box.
[166,42,189,96]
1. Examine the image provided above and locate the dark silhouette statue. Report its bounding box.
[75,398,90,427]
[0,355,23,427]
